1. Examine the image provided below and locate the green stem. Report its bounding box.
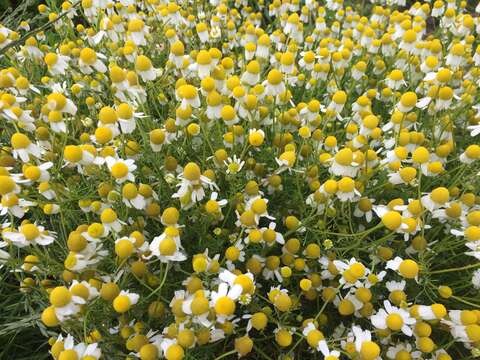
[213,349,236,360]
[430,262,480,274]
[451,295,480,309]
[146,263,170,300]
[254,345,273,360]
[0,1,81,56]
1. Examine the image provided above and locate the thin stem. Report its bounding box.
[146,263,170,300]
[213,349,236,360]
[0,1,81,56]
[430,262,480,274]
[451,296,480,309]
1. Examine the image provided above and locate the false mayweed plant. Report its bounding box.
[0,0,480,359]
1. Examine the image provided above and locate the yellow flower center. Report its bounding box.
[399,259,419,279]
[115,239,134,258]
[95,127,112,144]
[430,187,449,204]
[71,283,89,300]
[221,105,236,121]
[382,211,402,230]
[165,344,184,360]
[11,132,31,149]
[135,55,152,71]
[50,286,72,307]
[64,145,83,163]
[386,313,404,331]
[335,148,353,166]
[111,162,129,179]
[360,341,380,360]
[87,223,104,238]
[0,176,15,195]
[179,84,197,99]
[234,274,254,293]
[44,53,58,66]
[99,106,118,124]
[58,349,78,360]
[191,296,209,315]
[338,177,354,192]
[400,92,417,107]
[162,207,179,224]
[117,103,133,119]
[80,47,97,65]
[113,295,131,313]
[183,162,201,181]
[20,223,40,241]
[332,91,347,104]
[215,296,235,315]
[267,69,283,85]
[128,18,144,32]
[159,237,176,256]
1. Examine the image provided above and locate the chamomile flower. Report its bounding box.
[336,176,361,202]
[0,193,36,218]
[112,290,139,313]
[210,282,242,323]
[221,156,244,176]
[44,52,70,76]
[21,37,43,59]
[10,132,43,162]
[328,90,347,115]
[318,340,340,359]
[0,175,20,197]
[69,280,99,301]
[352,325,380,360]
[21,162,52,183]
[386,342,421,359]
[48,286,84,321]
[149,227,186,263]
[330,148,359,177]
[159,338,184,359]
[445,43,465,69]
[386,257,419,280]
[221,105,239,126]
[219,270,255,295]
[100,208,124,234]
[116,102,142,134]
[177,84,201,109]
[371,300,416,336]
[396,92,418,113]
[78,47,107,74]
[204,191,228,219]
[415,303,447,321]
[460,145,480,164]
[127,18,149,46]
[241,60,261,86]
[264,69,285,96]
[386,70,407,90]
[169,40,185,68]
[334,258,368,287]
[260,222,284,246]
[3,223,55,247]
[421,187,449,211]
[354,198,375,222]
[174,162,216,203]
[46,92,77,115]
[105,157,136,184]
[135,55,157,82]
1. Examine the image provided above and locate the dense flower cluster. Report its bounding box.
[1,0,480,359]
